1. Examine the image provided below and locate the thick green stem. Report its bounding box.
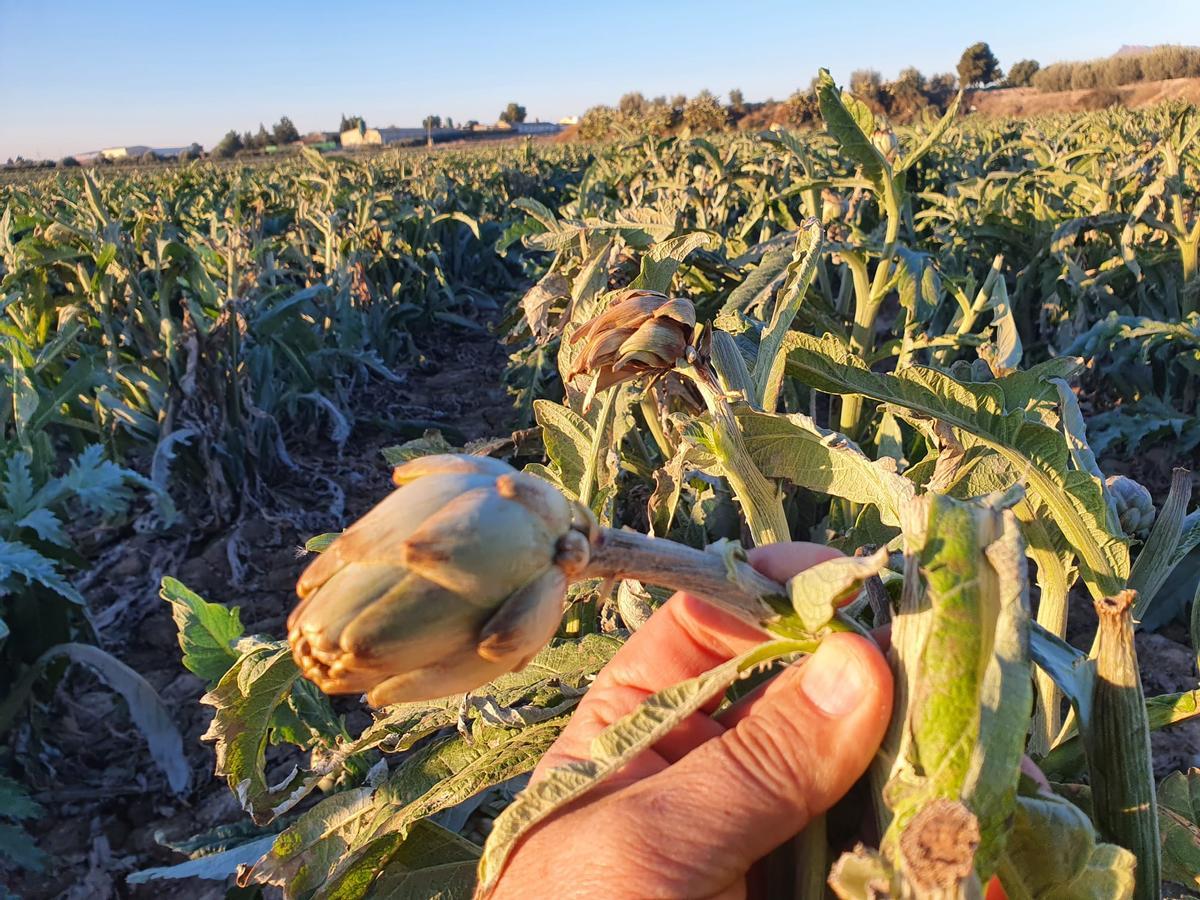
[582,527,785,631]
[1083,590,1160,899]
[688,369,790,546]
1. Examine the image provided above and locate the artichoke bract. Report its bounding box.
[288,455,591,705]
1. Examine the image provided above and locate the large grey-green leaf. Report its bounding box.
[43,643,190,794]
[201,641,316,824]
[784,333,1128,598]
[815,69,888,192]
[732,406,914,526]
[999,792,1136,899]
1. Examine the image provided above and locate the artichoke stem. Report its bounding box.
[582,527,786,632]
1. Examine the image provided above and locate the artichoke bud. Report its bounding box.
[1104,474,1156,538]
[566,289,697,391]
[872,127,900,163]
[289,454,593,705]
[820,188,845,225]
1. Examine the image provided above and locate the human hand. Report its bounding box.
[489,543,894,900]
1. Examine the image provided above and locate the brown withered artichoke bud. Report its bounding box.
[566,288,696,390]
[288,455,592,705]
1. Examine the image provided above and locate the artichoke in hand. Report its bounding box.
[288,455,591,706]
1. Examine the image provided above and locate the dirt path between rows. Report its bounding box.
[10,326,512,899]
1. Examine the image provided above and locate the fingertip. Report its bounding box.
[797,632,893,725]
[748,541,844,583]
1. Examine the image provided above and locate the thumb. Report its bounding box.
[628,633,892,889]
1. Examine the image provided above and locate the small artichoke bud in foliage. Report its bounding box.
[288,454,592,705]
[820,187,846,225]
[1104,474,1156,538]
[872,127,900,163]
[948,358,995,383]
[566,289,697,390]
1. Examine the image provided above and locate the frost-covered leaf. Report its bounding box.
[126,835,277,884]
[160,577,244,686]
[41,643,190,794]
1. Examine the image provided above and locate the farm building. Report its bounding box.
[514,121,562,135]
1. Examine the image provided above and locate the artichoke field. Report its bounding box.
[3,73,1200,898]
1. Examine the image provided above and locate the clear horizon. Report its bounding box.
[1,0,1197,161]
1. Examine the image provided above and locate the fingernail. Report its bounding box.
[799,639,867,717]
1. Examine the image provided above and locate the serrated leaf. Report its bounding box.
[732,405,914,526]
[815,69,889,192]
[0,822,45,872]
[0,537,84,604]
[160,577,244,686]
[0,776,41,821]
[201,642,317,825]
[630,230,719,293]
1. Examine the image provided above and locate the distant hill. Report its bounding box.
[965,76,1200,117]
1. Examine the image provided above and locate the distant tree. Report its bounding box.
[783,89,820,127]
[213,130,243,159]
[241,131,254,151]
[619,92,647,116]
[1006,59,1040,87]
[445,116,454,128]
[499,102,527,124]
[138,150,159,164]
[850,69,883,98]
[339,113,365,132]
[728,88,745,113]
[682,90,728,132]
[272,116,300,145]
[889,67,929,116]
[928,72,959,95]
[422,114,442,129]
[670,94,687,110]
[251,124,271,149]
[58,156,80,168]
[957,42,1003,88]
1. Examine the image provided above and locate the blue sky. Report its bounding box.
[1,0,1196,160]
